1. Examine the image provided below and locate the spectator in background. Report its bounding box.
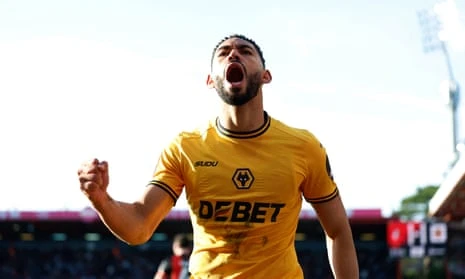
[154,233,192,279]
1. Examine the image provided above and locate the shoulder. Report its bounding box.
[164,118,216,151]
[270,116,322,148]
[173,118,215,142]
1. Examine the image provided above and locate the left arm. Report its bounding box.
[312,195,359,279]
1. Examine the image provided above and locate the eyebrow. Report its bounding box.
[216,43,256,54]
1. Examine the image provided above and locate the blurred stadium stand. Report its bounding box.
[0,208,397,278]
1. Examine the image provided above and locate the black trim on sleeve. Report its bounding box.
[147,180,179,204]
[305,188,339,204]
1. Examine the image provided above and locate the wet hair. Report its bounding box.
[211,34,266,69]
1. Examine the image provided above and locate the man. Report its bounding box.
[154,233,192,279]
[78,34,359,278]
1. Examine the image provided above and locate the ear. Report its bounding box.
[206,74,215,88]
[262,69,272,84]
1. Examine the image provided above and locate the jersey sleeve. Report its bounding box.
[301,139,338,204]
[148,137,185,204]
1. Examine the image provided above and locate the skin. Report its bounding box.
[78,37,359,278]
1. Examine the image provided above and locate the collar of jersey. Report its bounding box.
[215,111,271,139]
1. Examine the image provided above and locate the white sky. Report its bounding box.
[0,0,464,216]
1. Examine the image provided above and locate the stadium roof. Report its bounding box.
[428,154,465,222]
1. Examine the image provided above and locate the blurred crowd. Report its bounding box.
[0,244,159,279]
[0,241,397,279]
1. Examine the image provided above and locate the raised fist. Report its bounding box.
[77,158,110,204]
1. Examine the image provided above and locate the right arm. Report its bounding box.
[78,159,174,245]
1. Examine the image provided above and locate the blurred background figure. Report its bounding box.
[154,233,192,279]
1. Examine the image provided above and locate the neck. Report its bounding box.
[218,92,265,132]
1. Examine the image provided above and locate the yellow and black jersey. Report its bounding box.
[149,112,338,279]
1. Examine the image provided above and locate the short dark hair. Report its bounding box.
[173,233,191,248]
[211,34,266,69]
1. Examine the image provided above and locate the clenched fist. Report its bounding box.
[78,158,110,204]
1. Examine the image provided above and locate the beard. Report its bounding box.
[214,72,262,106]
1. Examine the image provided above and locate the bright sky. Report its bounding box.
[1,0,464,217]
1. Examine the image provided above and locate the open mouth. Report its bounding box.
[226,63,245,83]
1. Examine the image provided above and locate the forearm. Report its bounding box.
[91,194,157,245]
[78,160,173,245]
[326,232,359,279]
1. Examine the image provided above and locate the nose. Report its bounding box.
[227,48,240,62]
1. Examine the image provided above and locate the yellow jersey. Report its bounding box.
[150,112,338,279]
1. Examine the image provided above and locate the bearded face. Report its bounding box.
[208,37,271,105]
[212,61,263,106]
